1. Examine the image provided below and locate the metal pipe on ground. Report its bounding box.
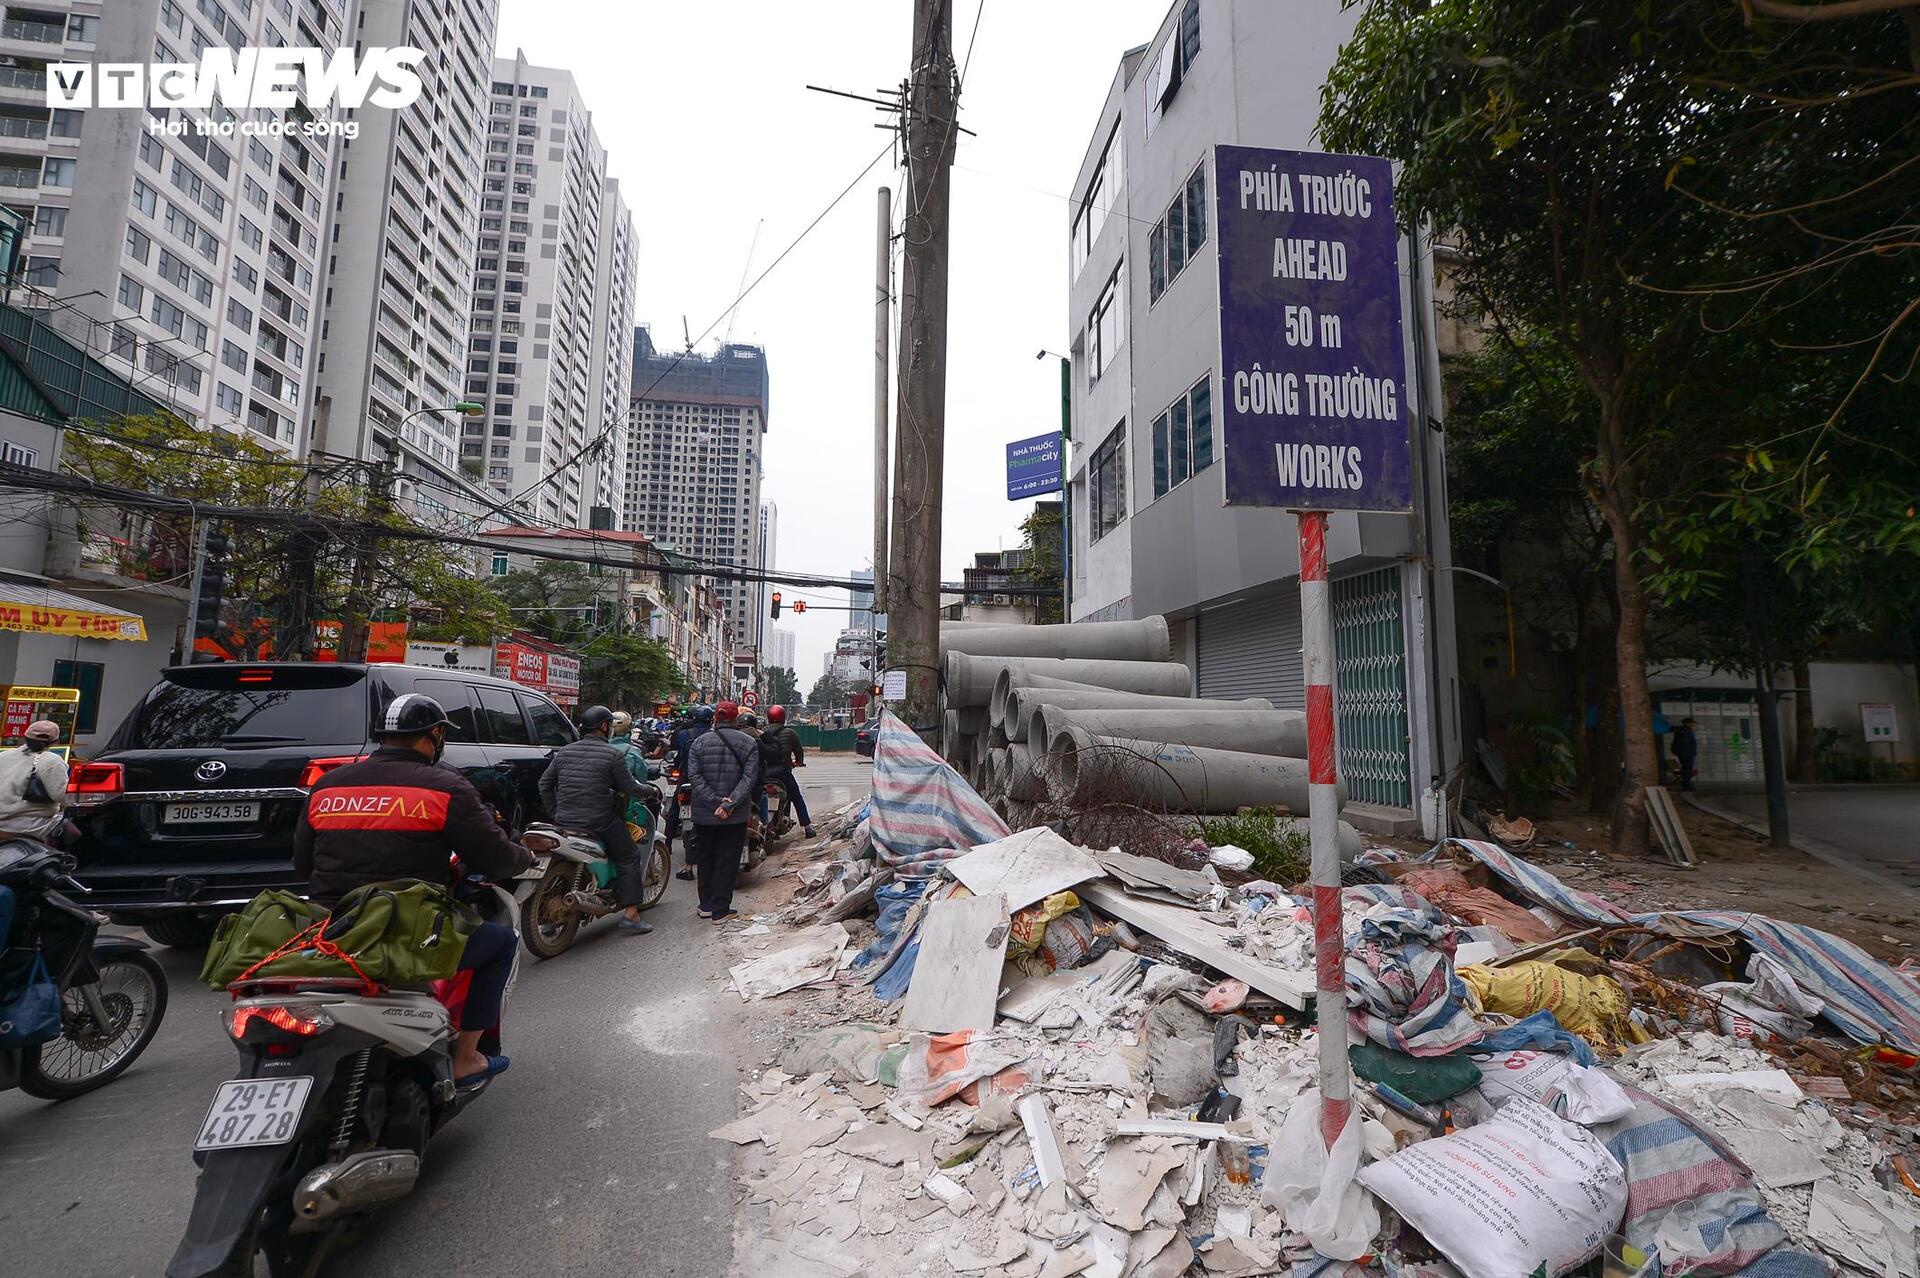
[937,616,1171,663]
[992,670,1273,734]
[1033,706,1308,759]
[1040,722,1348,815]
[947,652,1193,709]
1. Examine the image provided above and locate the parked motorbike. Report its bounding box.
[0,838,168,1101]
[516,782,669,959]
[166,875,518,1278]
[673,781,767,877]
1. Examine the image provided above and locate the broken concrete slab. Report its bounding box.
[729,923,851,1001]
[1093,847,1216,902]
[899,892,1011,1034]
[947,826,1104,911]
[1093,1141,1191,1231]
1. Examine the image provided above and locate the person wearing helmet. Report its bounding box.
[763,705,815,837]
[607,711,648,785]
[538,705,653,934]
[292,693,533,1086]
[0,719,69,839]
[665,703,715,879]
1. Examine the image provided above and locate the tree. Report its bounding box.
[765,666,800,707]
[494,562,600,645]
[59,415,504,658]
[1017,503,1065,625]
[578,632,684,710]
[808,671,858,709]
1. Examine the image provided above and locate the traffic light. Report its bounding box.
[193,526,228,641]
[794,600,808,614]
[770,591,782,619]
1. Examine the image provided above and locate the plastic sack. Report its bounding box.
[1474,1009,1597,1066]
[1460,954,1645,1052]
[1358,1097,1627,1278]
[1698,953,1825,1044]
[1349,1042,1483,1104]
[892,1029,1029,1107]
[0,953,62,1047]
[1263,1088,1382,1261]
[1005,890,1081,961]
[1471,1050,1632,1125]
[1209,844,1255,873]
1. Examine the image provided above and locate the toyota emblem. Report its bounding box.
[194,760,227,782]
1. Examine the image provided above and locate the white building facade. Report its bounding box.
[766,626,796,674]
[464,54,636,529]
[314,0,502,525]
[1064,0,1460,833]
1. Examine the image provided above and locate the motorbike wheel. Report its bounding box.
[210,1218,340,1278]
[638,837,671,909]
[519,862,584,959]
[20,951,168,1100]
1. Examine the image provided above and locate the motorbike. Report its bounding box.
[763,779,796,845]
[166,874,519,1278]
[515,780,669,960]
[0,838,168,1101]
[672,780,769,877]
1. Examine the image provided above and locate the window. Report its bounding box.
[50,109,81,138]
[131,178,158,217]
[1089,421,1127,542]
[226,298,253,332]
[232,257,257,291]
[475,686,530,744]
[491,552,509,576]
[1150,164,1209,304]
[1070,124,1123,279]
[117,275,144,310]
[1147,0,1201,134]
[41,158,74,188]
[1151,374,1214,499]
[1087,261,1125,385]
[520,694,573,746]
[50,660,104,734]
[2,439,38,467]
[221,341,247,373]
[138,132,165,172]
[67,14,100,42]
[32,206,65,238]
[409,679,479,742]
[216,382,243,415]
[238,217,262,251]
[125,227,152,264]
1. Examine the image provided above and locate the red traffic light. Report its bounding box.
[794,600,808,613]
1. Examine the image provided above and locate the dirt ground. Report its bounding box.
[1386,800,1917,965]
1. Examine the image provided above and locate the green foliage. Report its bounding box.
[1198,808,1309,885]
[1017,504,1065,625]
[764,666,800,707]
[578,632,683,710]
[495,563,601,645]
[808,671,859,709]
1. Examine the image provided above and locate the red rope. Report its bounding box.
[231,919,382,996]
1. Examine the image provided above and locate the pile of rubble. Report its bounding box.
[710,730,1920,1278]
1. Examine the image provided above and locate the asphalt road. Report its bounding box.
[0,754,874,1278]
[1713,784,1920,897]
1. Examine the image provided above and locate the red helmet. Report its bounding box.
[767,705,786,724]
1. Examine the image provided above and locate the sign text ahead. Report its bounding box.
[1214,146,1411,512]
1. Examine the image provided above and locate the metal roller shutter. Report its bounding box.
[1195,594,1305,709]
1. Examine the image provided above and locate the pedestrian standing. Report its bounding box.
[685,701,760,922]
[1672,717,1700,792]
[0,721,68,839]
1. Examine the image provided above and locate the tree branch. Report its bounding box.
[1744,0,1920,20]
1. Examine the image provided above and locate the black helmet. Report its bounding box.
[692,704,715,723]
[577,705,614,732]
[377,693,454,737]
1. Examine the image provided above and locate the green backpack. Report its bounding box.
[200,891,330,989]
[205,881,482,989]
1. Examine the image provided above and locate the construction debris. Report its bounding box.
[714,724,1920,1278]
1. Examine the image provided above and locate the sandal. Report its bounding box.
[455,1054,510,1087]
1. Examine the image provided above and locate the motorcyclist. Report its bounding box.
[667,704,714,880]
[0,720,68,839]
[762,705,815,837]
[291,694,532,1086]
[538,705,652,935]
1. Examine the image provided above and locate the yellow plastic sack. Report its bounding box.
[1459,953,1648,1053]
[1005,890,1082,962]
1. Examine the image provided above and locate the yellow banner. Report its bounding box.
[0,603,147,641]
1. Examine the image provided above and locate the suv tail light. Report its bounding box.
[225,1003,334,1041]
[67,761,124,806]
[298,755,367,788]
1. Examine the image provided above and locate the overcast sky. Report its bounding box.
[494,0,1172,682]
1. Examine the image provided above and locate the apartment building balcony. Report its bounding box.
[0,64,48,104]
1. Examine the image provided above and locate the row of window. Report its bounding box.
[1084,370,1217,543]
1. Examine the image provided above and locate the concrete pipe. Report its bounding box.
[942,709,960,755]
[938,616,1171,664]
[956,706,988,737]
[1005,742,1052,802]
[1033,706,1308,760]
[986,718,1010,749]
[948,732,976,776]
[947,652,1193,709]
[1000,677,1276,743]
[984,747,1010,799]
[1042,724,1346,815]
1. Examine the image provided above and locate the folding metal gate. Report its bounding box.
[1331,567,1411,807]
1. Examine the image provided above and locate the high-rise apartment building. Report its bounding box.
[4,0,351,453]
[624,327,769,652]
[755,499,777,647]
[766,626,796,674]
[315,0,501,523]
[463,54,637,528]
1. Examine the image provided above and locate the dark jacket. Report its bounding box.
[774,724,805,770]
[1672,725,1698,761]
[688,727,760,826]
[539,735,644,831]
[671,722,709,776]
[292,747,533,906]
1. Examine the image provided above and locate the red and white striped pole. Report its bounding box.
[1298,509,1351,1148]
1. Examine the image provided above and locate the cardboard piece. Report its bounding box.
[900,893,1012,1033]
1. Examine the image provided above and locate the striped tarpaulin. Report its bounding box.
[1444,838,1920,1052]
[866,710,1009,877]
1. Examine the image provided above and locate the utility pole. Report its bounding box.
[886,0,956,735]
[873,184,892,617]
[341,446,396,664]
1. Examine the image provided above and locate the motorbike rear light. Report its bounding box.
[298,755,367,788]
[66,761,123,806]
[226,1003,334,1041]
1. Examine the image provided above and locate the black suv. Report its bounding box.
[68,662,577,946]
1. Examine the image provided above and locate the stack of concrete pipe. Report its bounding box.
[938,616,1358,851]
